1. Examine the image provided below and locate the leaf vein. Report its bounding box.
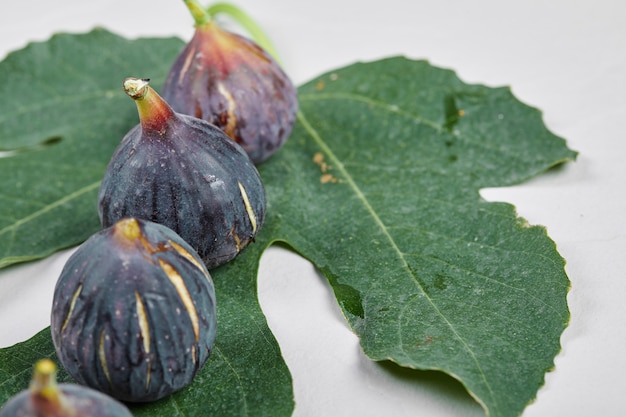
[296,109,499,408]
[407,250,567,322]
[214,345,249,415]
[0,90,117,127]
[300,92,530,166]
[0,181,101,238]
[300,92,442,132]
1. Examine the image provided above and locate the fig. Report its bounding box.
[98,77,266,268]
[50,218,217,403]
[0,359,132,416]
[161,0,298,164]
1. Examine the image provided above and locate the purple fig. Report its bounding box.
[0,359,132,416]
[98,78,266,268]
[51,218,217,403]
[161,0,298,164]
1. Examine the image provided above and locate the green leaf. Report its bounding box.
[0,30,575,417]
[0,29,184,267]
[256,57,575,417]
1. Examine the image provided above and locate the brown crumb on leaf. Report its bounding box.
[312,152,340,183]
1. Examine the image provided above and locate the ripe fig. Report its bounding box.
[50,218,217,403]
[0,359,132,416]
[98,77,266,268]
[161,0,298,164]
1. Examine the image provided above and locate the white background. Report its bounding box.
[1,0,625,416]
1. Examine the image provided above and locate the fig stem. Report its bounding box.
[30,359,66,412]
[116,218,142,241]
[123,78,176,132]
[206,2,282,64]
[123,78,150,100]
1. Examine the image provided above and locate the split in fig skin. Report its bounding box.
[0,359,133,416]
[98,78,266,268]
[161,0,298,164]
[50,218,218,403]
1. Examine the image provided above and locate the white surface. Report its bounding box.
[1,0,625,416]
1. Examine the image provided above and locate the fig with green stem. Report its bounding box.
[98,77,266,268]
[161,0,298,164]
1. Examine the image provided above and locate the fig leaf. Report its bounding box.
[257,57,576,417]
[0,29,184,267]
[0,30,576,417]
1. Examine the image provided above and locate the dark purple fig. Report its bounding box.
[50,217,217,403]
[0,359,132,416]
[98,77,266,268]
[161,0,298,164]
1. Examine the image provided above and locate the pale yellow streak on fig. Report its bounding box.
[135,291,152,392]
[99,330,112,386]
[135,292,151,353]
[169,240,210,280]
[192,345,197,365]
[231,232,242,252]
[159,259,200,342]
[61,284,82,332]
[238,181,257,234]
[217,81,237,138]
[178,44,197,85]
[146,361,152,393]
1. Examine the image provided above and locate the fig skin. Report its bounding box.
[0,359,132,417]
[98,78,266,268]
[50,218,217,403]
[161,1,298,164]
